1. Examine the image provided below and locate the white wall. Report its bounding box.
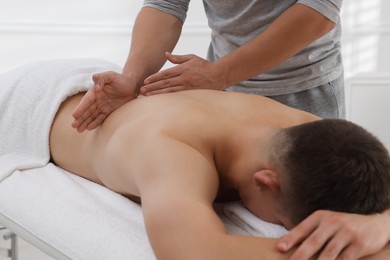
[1,0,389,146]
[341,0,390,149]
[0,0,209,72]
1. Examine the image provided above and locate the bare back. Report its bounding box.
[50,90,318,200]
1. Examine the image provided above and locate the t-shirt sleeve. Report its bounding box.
[143,0,190,23]
[297,0,343,23]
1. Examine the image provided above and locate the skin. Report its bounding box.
[55,89,320,259]
[56,89,390,259]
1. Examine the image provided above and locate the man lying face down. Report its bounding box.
[49,87,390,259]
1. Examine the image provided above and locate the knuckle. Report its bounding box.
[351,234,365,247]
[326,214,344,225]
[313,210,327,218]
[342,223,358,236]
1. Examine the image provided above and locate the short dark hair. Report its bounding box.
[277,119,390,226]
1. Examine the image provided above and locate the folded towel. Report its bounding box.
[221,201,288,238]
[0,59,121,182]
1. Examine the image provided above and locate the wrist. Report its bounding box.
[122,71,144,93]
[212,60,231,90]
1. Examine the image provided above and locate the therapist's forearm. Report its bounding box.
[215,4,336,88]
[123,7,182,88]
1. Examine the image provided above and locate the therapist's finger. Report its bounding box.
[166,52,196,65]
[75,108,98,133]
[86,113,107,131]
[144,66,181,85]
[73,101,100,132]
[141,74,183,94]
[72,87,97,119]
[92,71,114,88]
[144,85,186,96]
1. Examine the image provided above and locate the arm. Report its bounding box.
[123,6,183,86]
[71,7,182,132]
[141,3,336,95]
[136,137,293,260]
[277,209,390,260]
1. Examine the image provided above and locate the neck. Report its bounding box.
[215,125,278,191]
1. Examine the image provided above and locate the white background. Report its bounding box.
[0,0,389,147]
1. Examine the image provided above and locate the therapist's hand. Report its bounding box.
[140,52,227,95]
[72,71,137,132]
[277,210,390,260]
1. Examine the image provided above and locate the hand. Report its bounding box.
[277,210,390,260]
[140,52,227,95]
[72,71,137,132]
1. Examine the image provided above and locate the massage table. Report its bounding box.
[0,164,287,260]
[0,59,287,259]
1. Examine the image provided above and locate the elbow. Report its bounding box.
[314,15,337,37]
[322,19,337,34]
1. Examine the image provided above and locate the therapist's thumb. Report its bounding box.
[92,71,114,90]
[166,52,195,64]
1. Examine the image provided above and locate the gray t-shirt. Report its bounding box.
[143,0,343,96]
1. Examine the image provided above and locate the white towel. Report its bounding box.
[221,201,288,238]
[0,58,121,182]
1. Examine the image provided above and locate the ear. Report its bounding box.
[253,169,280,191]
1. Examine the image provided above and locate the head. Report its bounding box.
[270,119,390,227]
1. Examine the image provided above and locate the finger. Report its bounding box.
[142,74,183,94]
[278,213,324,252]
[317,231,350,260]
[86,113,107,131]
[144,67,181,85]
[76,106,101,132]
[71,118,81,129]
[73,103,100,132]
[337,243,364,260]
[72,89,96,119]
[142,75,185,95]
[76,120,88,133]
[72,107,94,130]
[144,85,186,96]
[166,52,196,64]
[92,71,116,87]
[288,222,340,260]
